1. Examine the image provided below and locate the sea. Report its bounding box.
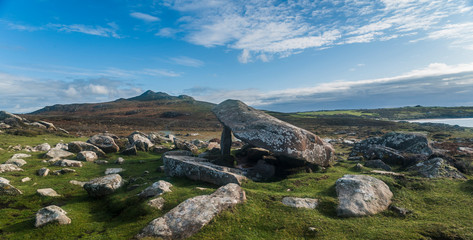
[407,118,473,128]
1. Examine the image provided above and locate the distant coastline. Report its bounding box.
[405,118,473,128]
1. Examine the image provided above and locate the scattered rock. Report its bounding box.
[37,167,50,176]
[95,160,109,165]
[147,197,165,210]
[164,154,247,186]
[21,177,31,182]
[11,153,31,159]
[354,163,364,171]
[174,139,199,154]
[281,197,319,209]
[336,174,393,217]
[83,174,124,198]
[136,183,246,239]
[68,141,106,157]
[37,188,61,197]
[128,131,154,151]
[5,158,27,167]
[115,157,125,164]
[105,168,124,175]
[0,177,10,184]
[0,164,24,173]
[69,180,86,187]
[53,168,76,175]
[76,151,98,162]
[34,143,51,152]
[87,134,120,153]
[389,205,412,217]
[370,170,405,176]
[138,180,173,198]
[53,159,83,168]
[364,160,392,171]
[0,182,22,195]
[212,100,336,167]
[121,145,137,155]
[408,157,466,179]
[35,205,71,227]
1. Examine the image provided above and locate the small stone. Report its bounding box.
[5,158,27,167]
[147,197,165,210]
[37,167,50,177]
[105,168,124,175]
[143,170,149,174]
[37,188,60,197]
[354,163,363,171]
[53,159,83,167]
[69,180,86,187]
[35,205,71,227]
[195,187,208,191]
[0,177,10,184]
[94,160,109,165]
[115,157,125,164]
[53,168,76,175]
[77,151,98,162]
[282,197,319,209]
[21,177,31,182]
[11,153,31,159]
[308,227,318,233]
[138,180,173,198]
[389,205,412,217]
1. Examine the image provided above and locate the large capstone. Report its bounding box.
[212,100,335,167]
[136,183,246,240]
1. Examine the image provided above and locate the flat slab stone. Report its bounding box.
[212,100,335,167]
[45,148,74,159]
[163,155,247,186]
[282,197,319,209]
[37,188,61,197]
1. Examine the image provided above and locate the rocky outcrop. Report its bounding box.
[128,131,154,151]
[68,141,106,157]
[212,100,335,167]
[87,134,119,153]
[163,154,247,186]
[35,205,71,227]
[83,174,124,198]
[281,197,319,209]
[138,180,173,198]
[137,183,246,239]
[408,157,466,179]
[336,175,393,217]
[77,151,98,162]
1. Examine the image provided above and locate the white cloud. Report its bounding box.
[155,27,179,37]
[170,56,204,67]
[161,0,473,62]
[130,12,160,22]
[48,23,121,38]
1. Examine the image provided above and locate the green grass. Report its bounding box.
[1,133,473,239]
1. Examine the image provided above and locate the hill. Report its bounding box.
[25,90,220,136]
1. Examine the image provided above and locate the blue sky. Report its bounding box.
[1,0,473,113]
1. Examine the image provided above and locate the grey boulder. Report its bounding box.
[87,134,119,153]
[68,141,106,157]
[77,151,98,162]
[83,174,123,198]
[408,157,466,179]
[35,205,71,227]
[53,159,83,168]
[138,180,173,198]
[0,182,23,195]
[0,164,24,173]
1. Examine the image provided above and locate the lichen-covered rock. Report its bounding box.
[0,182,22,195]
[37,188,60,197]
[128,131,154,151]
[37,167,50,176]
[136,183,246,239]
[0,164,24,173]
[87,134,119,153]
[212,100,335,167]
[83,174,123,198]
[408,158,466,179]
[45,148,74,159]
[364,160,392,171]
[35,205,71,227]
[77,151,98,162]
[336,175,393,217]
[138,180,173,198]
[164,154,247,186]
[53,159,83,167]
[68,141,106,157]
[282,197,319,209]
[147,197,165,209]
[5,158,27,167]
[11,153,31,159]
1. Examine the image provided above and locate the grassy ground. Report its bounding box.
[1,132,473,239]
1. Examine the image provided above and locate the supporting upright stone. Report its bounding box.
[220,126,232,157]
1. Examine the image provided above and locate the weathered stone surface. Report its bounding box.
[364,160,392,171]
[147,197,165,210]
[408,157,466,179]
[21,177,31,182]
[11,153,31,159]
[282,197,319,209]
[53,159,83,167]
[164,154,247,186]
[115,157,125,164]
[0,111,25,123]
[37,188,60,197]
[83,174,123,198]
[5,158,27,167]
[105,168,124,175]
[87,134,119,153]
[45,148,74,159]
[77,151,98,162]
[0,177,10,184]
[0,164,23,173]
[128,131,154,151]
[336,175,393,217]
[35,205,71,227]
[69,180,86,187]
[68,141,106,157]
[137,183,246,239]
[34,143,51,152]
[37,167,50,176]
[0,182,22,195]
[212,100,335,167]
[138,180,173,198]
[121,146,137,155]
[174,139,199,154]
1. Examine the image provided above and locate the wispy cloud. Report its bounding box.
[130,12,160,22]
[160,0,473,63]
[185,62,473,111]
[170,56,204,67]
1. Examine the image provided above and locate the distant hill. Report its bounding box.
[25,90,220,136]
